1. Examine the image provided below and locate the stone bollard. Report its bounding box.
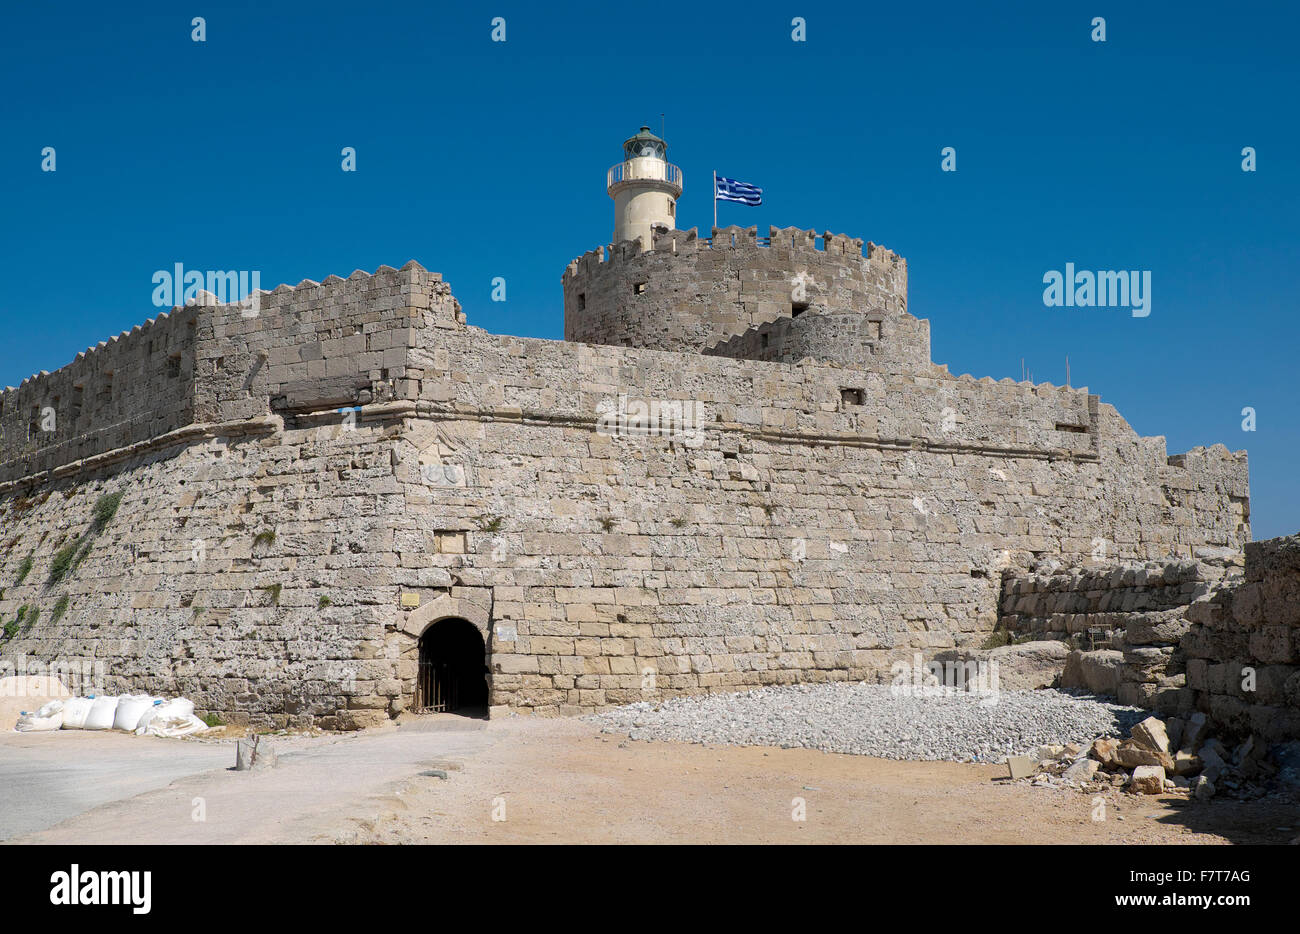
[234,734,276,771]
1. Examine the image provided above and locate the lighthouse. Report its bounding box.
[607,126,683,247]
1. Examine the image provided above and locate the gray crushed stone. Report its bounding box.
[589,682,1146,763]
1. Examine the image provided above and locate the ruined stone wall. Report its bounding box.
[1000,559,1229,642]
[1000,538,1300,743]
[562,226,908,355]
[0,254,1251,725]
[1000,556,1241,711]
[1183,536,1300,741]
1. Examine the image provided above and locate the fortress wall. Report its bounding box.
[0,413,433,730]
[0,257,1251,724]
[386,326,1249,713]
[562,226,909,354]
[0,308,199,484]
[705,310,931,371]
[194,262,459,423]
[0,263,465,729]
[0,263,458,490]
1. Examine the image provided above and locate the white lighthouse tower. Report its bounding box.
[607,126,683,247]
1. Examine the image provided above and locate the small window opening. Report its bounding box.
[167,354,182,378]
[760,333,769,349]
[840,387,864,406]
[577,293,586,311]
[633,282,647,295]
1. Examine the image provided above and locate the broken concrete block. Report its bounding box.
[1129,765,1166,795]
[1130,716,1172,756]
[1233,735,1260,766]
[1181,712,1209,752]
[1034,744,1065,764]
[1117,740,1175,772]
[1165,717,1185,751]
[1089,737,1120,767]
[1173,750,1202,776]
[1064,758,1100,784]
[1006,755,1035,780]
[1198,746,1227,782]
[1191,774,1216,801]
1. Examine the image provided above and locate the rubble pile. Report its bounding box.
[1017,710,1276,801]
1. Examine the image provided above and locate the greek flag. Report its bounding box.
[715,175,763,206]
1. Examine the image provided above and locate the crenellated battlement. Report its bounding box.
[562,224,910,356]
[0,261,461,484]
[563,225,906,280]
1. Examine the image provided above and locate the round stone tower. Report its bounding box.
[608,126,683,246]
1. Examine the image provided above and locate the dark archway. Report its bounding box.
[415,618,488,714]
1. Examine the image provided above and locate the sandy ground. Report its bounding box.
[341,718,1300,845]
[9,715,1297,845]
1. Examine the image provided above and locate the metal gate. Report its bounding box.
[415,653,457,713]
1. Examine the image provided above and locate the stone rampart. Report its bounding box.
[562,225,908,354]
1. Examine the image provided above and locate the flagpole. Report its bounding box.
[713,170,717,230]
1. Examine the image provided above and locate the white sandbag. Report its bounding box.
[132,699,167,735]
[15,700,64,732]
[82,695,119,731]
[153,698,195,720]
[143,713,208,738]
[0,675,72,728]
[113,694,162,732]
[60,696,93,729]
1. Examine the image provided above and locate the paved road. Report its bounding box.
[0,730,233,841]
[3,716,498,844]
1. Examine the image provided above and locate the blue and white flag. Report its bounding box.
[715,175,763,206]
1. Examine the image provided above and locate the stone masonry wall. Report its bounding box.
[0,308,198,484]
[998,537,1300,746]
[0,246,1252,725]
[1183,536,1300,741]
[391,316,1247,714]
[706,310,931,372]
[563,226,908,355]
[999,555,1243,711]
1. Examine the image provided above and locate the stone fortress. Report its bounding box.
[0,127,1252,729]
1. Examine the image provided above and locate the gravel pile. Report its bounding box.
[590,683,1147,762]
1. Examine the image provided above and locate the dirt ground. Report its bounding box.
[9,713,1297,844]
[336,717,1300,845]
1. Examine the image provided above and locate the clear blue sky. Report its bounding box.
[1,1,1296,537]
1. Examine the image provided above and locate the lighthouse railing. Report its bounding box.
[607,161,683,189]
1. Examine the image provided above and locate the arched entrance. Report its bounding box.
[415,617,488,713]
